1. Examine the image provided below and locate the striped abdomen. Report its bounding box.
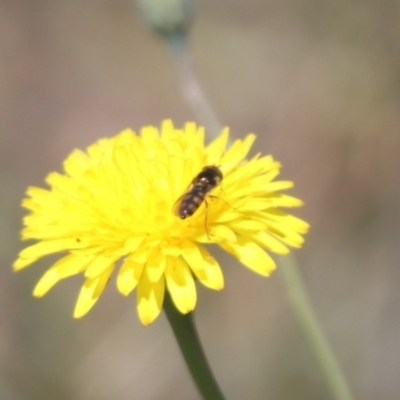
[174,166,223,220]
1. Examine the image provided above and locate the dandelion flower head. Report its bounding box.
[14,120,309,325]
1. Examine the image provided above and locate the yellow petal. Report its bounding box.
[86,137,112,160]
[124,237,143,253]
[264,209,310,232]
[160,119,177,140]
[263,180,294,192]
[278,195,304,208]
[146,248,167,282]
[73,266,113,318]
[45,172,80,195]
[206,127,229,165]
[250,231,289,254]
[33,268,60,297]
[193,246,224,290]
[199,224,236,243]
[84,255,117,279]
[184,122,205,151]
[22,187,53,210]
[220,239,276,277]
[142,124,160,147]
[33,254,91,297]
[213,224,237,241]
[114,128,136,145]
[14,239,84,270]
[137,272,165,326]
[22,225,69,241]
[222,156,276,189]
[180,241,223,289]
[270,226,306,248]
[180,240,203,268]
[63,149,91,178]
[260,212,310,247]
[259,194,304,208]
[228,219,266,232]
[117,257,145,296]
[130,247,151,264]
[220,134,256,171]
[165,257,196,314]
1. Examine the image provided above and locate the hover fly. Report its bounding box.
[175,166,223,219]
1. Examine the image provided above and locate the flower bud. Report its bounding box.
[137,0,194,37]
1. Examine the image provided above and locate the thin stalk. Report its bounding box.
[166,33,223,138]
[166,28,354,400]
[164,292,226,400]
[278,254,355,400]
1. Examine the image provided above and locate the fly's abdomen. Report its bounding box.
[177,186,207,219]
[174,166,223,220]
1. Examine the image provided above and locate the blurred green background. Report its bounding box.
[1,1,399,399]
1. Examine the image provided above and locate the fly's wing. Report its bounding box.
[173,193,185,217]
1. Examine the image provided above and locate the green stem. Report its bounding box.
[278,254,355,400]
[165,27,354,400]
[163,292,226,400]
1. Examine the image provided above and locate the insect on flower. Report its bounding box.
[13,120,310,326]
[175,166,223,219]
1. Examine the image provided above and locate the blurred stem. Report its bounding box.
[166,30,354,400]
[164,292,226,400]
[278,254,354,400]
[166,33,223,138]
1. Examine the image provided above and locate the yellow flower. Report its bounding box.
[14,120,309,325]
